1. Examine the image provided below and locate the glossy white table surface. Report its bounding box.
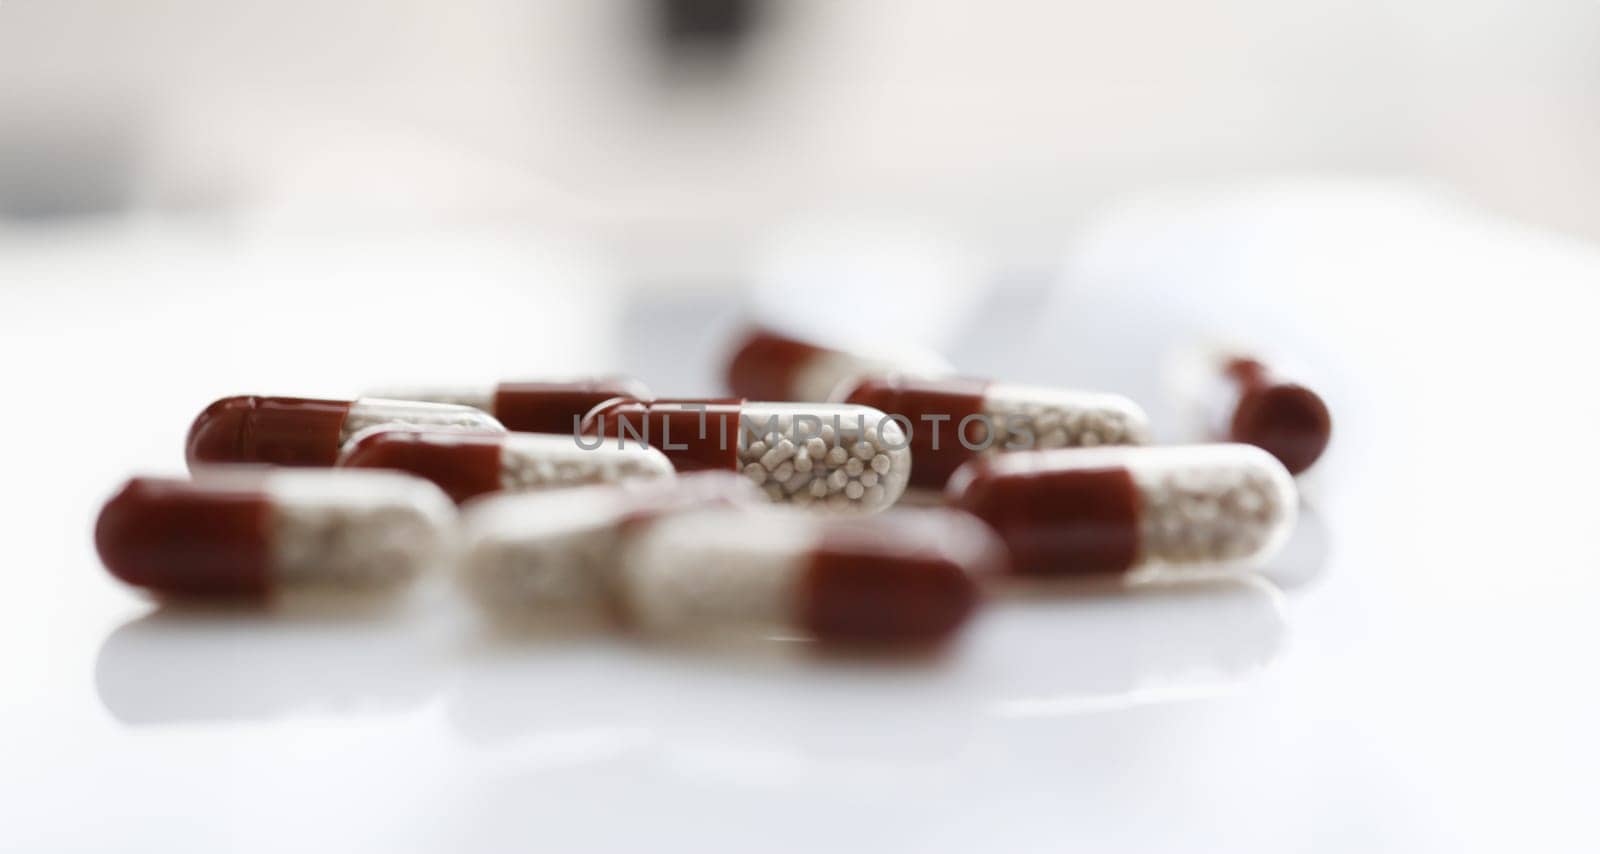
[3,193,1594,852]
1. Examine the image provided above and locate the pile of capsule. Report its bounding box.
[95,328,1331,650]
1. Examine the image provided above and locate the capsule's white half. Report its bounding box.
[339,397,505,445]
[1163,343,1247,441]
[361,385,498,413]
[796,345,952,403]
[989,443,1298,573]
[736,403,911,512]
[498,432,675,492]
[616,508,819,637]
[458,487,633,615]
[981,383,1149,450]
[1125,444,1296,572]
[193,467,457,589]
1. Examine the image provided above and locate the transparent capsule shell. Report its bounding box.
[735,403,911,512]
[338,397,505,445]
[366,377,652,435]
[585,399,913,512]
[980,383,1149,450]
[495,432,673,491]
[363,384,498,413]
[338,427,674,504]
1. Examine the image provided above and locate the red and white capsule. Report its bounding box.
[1173,349,1332,475]
[186,395,504,470]
[616,506,999,645]
[1218,358,1331,476]
[582,398,912,512]
[95,469,455,597]
[725,326,952,402]
[947,444,1296,578]
[365,377,652,435]
[457,471,763,617]
[838,375,1149,491]
[337,428,675,504]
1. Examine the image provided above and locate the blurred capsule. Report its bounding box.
[1219,357,1331,475]
[724,326,951,402]
[95,469,455,597]
[366,377,651,435]
[1173,350,1332,475]
[839,374,1148,490]
[583,398,911,512]
[616,507,1000,646]
[186,395,503,470]
[458,471,763,617]
[337,428,674,504]
[947,444,1296,577]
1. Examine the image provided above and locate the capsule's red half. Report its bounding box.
[1224,359,1332,475]
[945,456,1143,576]
[95,478,274,596]
[725,328,824,401]
[493,378,653,434]
[187,395,352,469]
[842,375,990,489]
[338,430,505,504]
[796,519,991,644]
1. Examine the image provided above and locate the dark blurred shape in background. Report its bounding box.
[1,1,1595,266]
[653,0,768,60]
[0,117,138,220]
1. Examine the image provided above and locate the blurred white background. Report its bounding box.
[3,3,1598,852]
[3,0,1599,273]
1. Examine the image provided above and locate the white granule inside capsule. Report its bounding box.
[734,407,909,513]
[267,473,453,588]
[499,446,673,492]
[1131,463,1287,565]
[339,398,505,445]
[983,394,1148,452]
[455,487,653,616]
[616,511,810,635]
[458,522,618,614]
